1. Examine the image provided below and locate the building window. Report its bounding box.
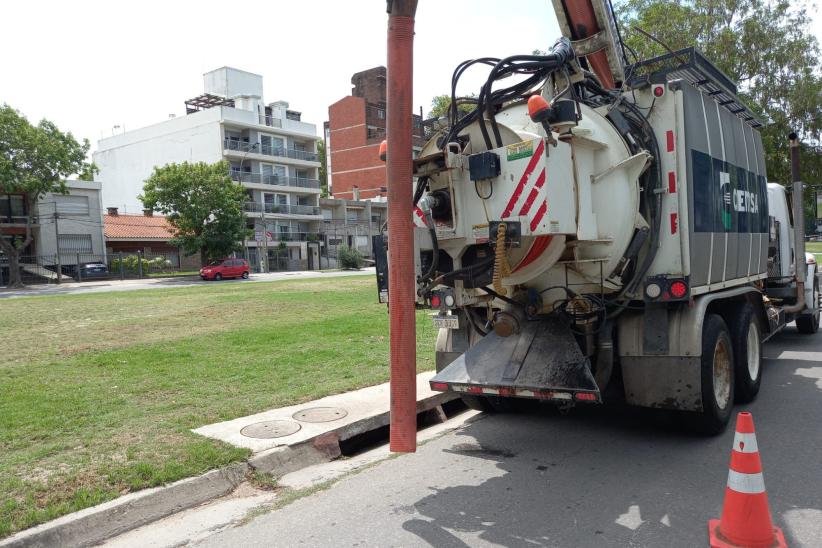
[377,109,385,119]
[56,195,89,216]
[58,234,93,254]
[0,194,27,223]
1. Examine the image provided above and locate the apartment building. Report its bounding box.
[320,197,387,262]
[94,67,322,272]
[327,66,427,201]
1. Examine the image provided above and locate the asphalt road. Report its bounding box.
[196,326,822,548]
[0,268,375,299]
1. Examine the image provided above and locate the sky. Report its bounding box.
[1,0,820,157]
[0,0,560,151]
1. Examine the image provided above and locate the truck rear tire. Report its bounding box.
[731,305,762,404]
[690,314,735,435]
[796,279,820,334]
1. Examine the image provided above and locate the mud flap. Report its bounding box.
[431,315,601,403]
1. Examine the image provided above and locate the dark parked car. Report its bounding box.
[199,258,250,280]
[77,262,109,279]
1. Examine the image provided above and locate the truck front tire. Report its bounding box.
[731,305,762,403]
[691,314,735,435]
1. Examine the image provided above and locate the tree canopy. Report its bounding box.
[0,104,90,199]
[317,138,329,198]
[428,94,476,120]
[617,0,822,185]
[140,161,249,264]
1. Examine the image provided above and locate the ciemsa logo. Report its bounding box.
[720,171,759,230]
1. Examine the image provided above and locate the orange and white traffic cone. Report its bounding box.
[708,412,787,548]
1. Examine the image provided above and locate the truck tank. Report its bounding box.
[403,43,771,406]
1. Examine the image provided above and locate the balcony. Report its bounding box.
[224,139,318,162]
[244,202,322,216]
[230,171,320,189]
[366,127,386,143]
[259,115,283,128]
[252,232,322,243]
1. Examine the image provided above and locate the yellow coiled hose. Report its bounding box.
[493,223,511,296]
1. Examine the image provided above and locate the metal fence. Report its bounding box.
[0,251,187,287]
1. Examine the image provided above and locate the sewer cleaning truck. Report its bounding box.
[376,0,820,434]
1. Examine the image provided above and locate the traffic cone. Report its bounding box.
[708,412,787,548]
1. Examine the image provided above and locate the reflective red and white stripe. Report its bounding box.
[501,140,549,231]
[430,381,599,403]
[725,426,766,495]
[413,206,427,227]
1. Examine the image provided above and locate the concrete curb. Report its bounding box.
[1,391,455,548]
[0,463,249,548]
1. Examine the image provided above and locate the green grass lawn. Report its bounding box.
[0,277,436,538]
[806,240,822,260]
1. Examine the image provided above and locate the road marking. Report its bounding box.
[795,367,822,390]
[615,504,644,531]
[768,350,822,362]
[783,508,822,548]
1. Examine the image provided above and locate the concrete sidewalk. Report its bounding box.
[194,371,449,455]
[0,267,375,299]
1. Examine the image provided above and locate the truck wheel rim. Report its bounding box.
[746,323,760,380]
[713,338,732,409]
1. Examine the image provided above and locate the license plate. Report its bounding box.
[432,314,459,329]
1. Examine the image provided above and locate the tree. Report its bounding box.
[77,162,99,181]
[428,94,476,120]
[616,0,822,188]
[0,104,91,287]
[317,138,329,198]
[140,161,249,266]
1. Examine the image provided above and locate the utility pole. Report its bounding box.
[386,0,418,453]
[53,206,62,284]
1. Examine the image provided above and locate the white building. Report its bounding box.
[93,67,322,272]
[36,180,106,267]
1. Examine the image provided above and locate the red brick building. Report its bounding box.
[327,67,426,200]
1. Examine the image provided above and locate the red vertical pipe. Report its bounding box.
[386,0,418,453]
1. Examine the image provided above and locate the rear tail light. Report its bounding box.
[430,382,449,391]
[669,280,688,299]
[430,295,442,308]
[575,392,597,402]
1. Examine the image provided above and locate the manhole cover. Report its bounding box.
[292,406,348,423]
[240,420,301,439]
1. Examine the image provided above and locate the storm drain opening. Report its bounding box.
[338,399,469,457]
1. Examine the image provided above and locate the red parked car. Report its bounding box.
[199,258,250,280]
